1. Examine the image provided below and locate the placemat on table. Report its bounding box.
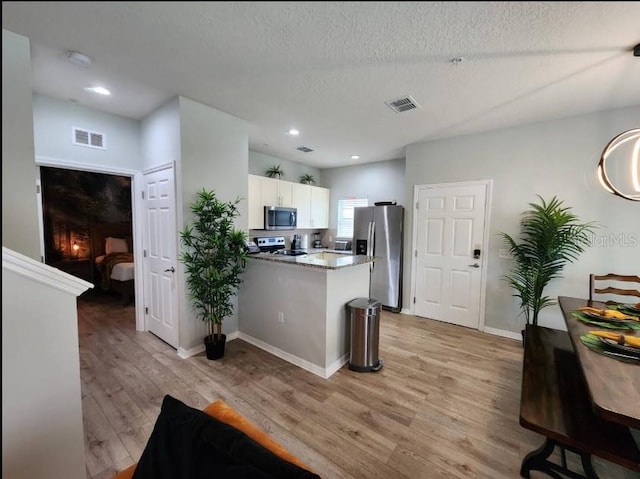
[571,311,640,330]
[580,333,640,363]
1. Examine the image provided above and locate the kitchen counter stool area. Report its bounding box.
[238,256,372,378]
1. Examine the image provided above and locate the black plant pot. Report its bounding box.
[205,334,226,360]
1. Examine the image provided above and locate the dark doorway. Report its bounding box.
[40,166,132,285]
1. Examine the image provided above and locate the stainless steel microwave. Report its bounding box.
[264,206,297,230]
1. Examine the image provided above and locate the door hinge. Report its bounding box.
[145,307,149,314]
[143,250,147,257]
[36,185,41,194]
[415,202,419,209]
[141,191,145,199]
[413,297,416,304]
[415,250,417,257]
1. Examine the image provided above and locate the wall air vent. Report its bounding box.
[385,95,420,113]
[72,127,106,150]
[297,146,314,153]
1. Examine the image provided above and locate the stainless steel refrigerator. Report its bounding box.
[353,205,403,312]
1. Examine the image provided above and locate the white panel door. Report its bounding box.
[414,183,487,329]
[143,166,179,348]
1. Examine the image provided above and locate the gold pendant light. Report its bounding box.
[597,128,640,202]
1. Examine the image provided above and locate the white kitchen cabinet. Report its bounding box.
[248,174,264,229]
[248,175,329,229]
[278,180,293,207]
[310,185,330,228]
[261,176,293,207]
[292,183,311,228]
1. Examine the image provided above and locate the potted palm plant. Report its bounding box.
[180,188,248,360]
[265,164,284,179]
[499,195,596,343]
[300,173,316,185]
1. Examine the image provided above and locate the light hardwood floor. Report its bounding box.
[78,291,636,479]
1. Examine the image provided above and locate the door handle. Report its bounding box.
[164,267,175,273]
[468,263,480,268]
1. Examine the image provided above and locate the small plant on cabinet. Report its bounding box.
[300,174,316,185]
[265,164,284,179]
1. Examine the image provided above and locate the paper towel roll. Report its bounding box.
[301,234,309,250]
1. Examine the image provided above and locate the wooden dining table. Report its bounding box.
[558,296,640,430]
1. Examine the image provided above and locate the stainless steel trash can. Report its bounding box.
[347,298,383,372]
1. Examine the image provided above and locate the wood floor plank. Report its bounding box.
[82,392,133,478]
[77,291,638,479]
[255,374,398,463]
[292,417,403,479]
[387,445,472,479]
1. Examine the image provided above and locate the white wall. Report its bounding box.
[249,150,321,185]
[140,97,180,171]
[33,94,142,170]
[405,106,640,333]
[2,248,90,479]
[2,29,40,260]
[321,158,405,240]
[177,96,249,351]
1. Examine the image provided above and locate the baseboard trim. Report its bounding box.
[483,326,522,342]
[326,354,350,377]
[238,332,341,379]
[177,344,204,359]
[400,307,412,315]
[177,331,240,359]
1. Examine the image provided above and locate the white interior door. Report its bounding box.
[414,183,488,329]
[143,165,179,348]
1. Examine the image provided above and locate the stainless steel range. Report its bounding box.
[254,236,308,256]
[255,236,286,252]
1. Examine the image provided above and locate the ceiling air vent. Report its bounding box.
[385,95,420,114]
[72,126,106,150]
[297,146,314,153]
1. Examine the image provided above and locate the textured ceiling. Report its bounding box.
[3,2,640,168]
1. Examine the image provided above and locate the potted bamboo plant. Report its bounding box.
[180,188,248,360]
[499,195,596,343]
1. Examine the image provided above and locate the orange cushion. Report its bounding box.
[112,399,313,478]
[203,399,314,473]
[112,463,135,479]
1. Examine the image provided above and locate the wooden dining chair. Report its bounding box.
[589,273,640,304]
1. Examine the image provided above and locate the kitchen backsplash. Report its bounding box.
[249,228,350,251]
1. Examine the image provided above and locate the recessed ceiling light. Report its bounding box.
[66,51,92,68]
[287,129,300,136]
[84,85,111,96]
[351,155,360,160]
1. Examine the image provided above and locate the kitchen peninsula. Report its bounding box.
[238,251,374,378]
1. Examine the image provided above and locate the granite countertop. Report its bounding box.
[248,249,374,270]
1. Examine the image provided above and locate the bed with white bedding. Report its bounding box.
[95,254,135,282]
[91,222,135,305]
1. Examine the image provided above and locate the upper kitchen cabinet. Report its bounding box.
[310,185,330,228]
[292,183,311,228]
[293,183,330,229]
[248,174,263,229]
[261,176,293,208]
[249,175,329,230]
